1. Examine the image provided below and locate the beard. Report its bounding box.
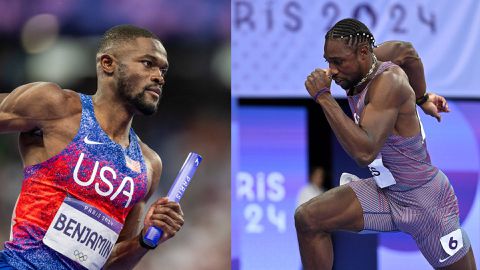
[332,77,354,90]
[117,65,160,115]
[337,79,353,90]
[335,73,362,90]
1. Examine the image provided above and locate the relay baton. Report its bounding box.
[142,152,203,248]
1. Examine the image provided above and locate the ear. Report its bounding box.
[99,54,116,75]
[357,45,370,60]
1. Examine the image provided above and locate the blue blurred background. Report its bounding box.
[0,1,230,269]
[232,0,480,269]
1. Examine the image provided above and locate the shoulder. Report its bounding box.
[10,82,71,102]
[375,64,408,88]
[3,82,79,115]
[368,64,412,107]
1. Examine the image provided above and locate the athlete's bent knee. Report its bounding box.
[295,203,319,234]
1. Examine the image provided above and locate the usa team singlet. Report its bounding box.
[2,94,148,269]
[344,62,471,268]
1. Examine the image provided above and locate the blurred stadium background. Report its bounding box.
[0,1,230,269]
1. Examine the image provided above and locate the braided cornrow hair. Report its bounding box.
[325,18,375,51]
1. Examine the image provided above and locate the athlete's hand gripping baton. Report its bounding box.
[142,152,203,248]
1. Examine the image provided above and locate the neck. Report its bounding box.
[93,82,134,148]
[349,54,378,95]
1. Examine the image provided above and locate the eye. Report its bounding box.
[333,59,343,66]
[141,60,153,68]
[160,67,169,76]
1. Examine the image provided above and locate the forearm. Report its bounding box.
[397,48,426,99]
[105,233,149,270]
[316,94,375,166]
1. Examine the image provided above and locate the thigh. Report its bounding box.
[392,171,473,268]
[297,183,364,232]
[416,226,472,269]
[347,178,397,232]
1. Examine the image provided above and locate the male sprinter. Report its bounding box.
[0,25,184,269]
[295,18,476,270]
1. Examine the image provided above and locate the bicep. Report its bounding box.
[374,41,418,67]
[359,100,398,153]
[373,41,401,62]
[359,72,406,154]
[0,93,9,104]
[0,87,37,133]
[0,82,64,133]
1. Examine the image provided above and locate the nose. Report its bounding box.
[151,68,165,84]
[328,63,339,77]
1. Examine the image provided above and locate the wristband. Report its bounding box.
[416,93,429,106]
[313,87,331,101]
[139,231,157,249]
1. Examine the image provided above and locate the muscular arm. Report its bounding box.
[0,93,8,104]
[374,41,449,121]
[105,150,161,269]
[105,148,184,269]
[0,82,67,133]
[104,201,149,269]
[306,68,408,166]
[374,41,425,99]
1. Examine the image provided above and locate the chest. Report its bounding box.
[68,144,147,209]
[22,121,149,214]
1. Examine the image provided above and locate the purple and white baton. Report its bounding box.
[142,152,203,248]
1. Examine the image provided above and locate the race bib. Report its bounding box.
[43,196,123,270]
[368,154,396,188]
[440,229,464,256]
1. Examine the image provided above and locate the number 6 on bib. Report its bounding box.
[440,229,464,257]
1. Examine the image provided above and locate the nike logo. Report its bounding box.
[439,256,452,263]
[83,136,103,145]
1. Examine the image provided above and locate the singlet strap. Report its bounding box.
[375,61,396,75]
[79,94,95,121]
[363,61,396,91]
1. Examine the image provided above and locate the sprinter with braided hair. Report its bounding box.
[325,18,375,49]
[295,18,476,270]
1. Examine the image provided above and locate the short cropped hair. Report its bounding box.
[325,18,375,50]
[97,24,159,54]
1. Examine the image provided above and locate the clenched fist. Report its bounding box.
[305,68,332,99]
